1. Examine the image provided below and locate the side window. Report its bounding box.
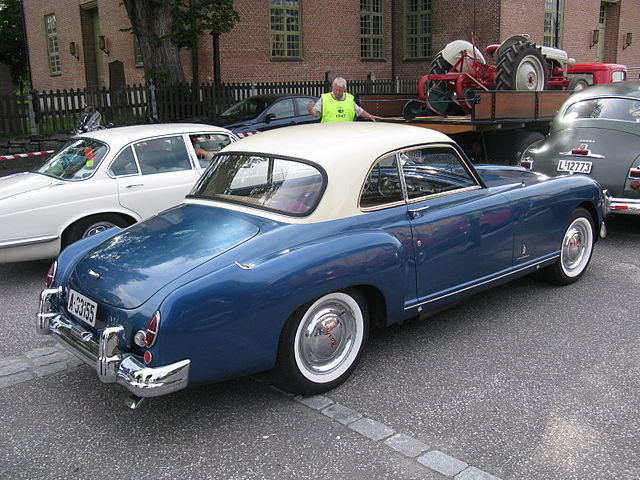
[360,154,403,208]
[401,146,477,200]
[266,99,295,120]
[109,147,139,176]
[294,97,314,116]
[612,70,626,82]
[189,133,233,168]
[133,136,191,175]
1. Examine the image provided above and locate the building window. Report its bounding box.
[134,36,143,66]
[405,0,431,59]
[270,0,301,59]
[361,0,384,60]
[45,14,60,75]
[543,0,564,48]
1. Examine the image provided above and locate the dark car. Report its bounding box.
[213,94,319,134]
[520,81,640,215]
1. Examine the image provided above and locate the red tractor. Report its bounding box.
[410,34,627,117]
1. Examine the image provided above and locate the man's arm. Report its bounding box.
[307,99,321,117]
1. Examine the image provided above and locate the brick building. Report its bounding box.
[22,0,640,91]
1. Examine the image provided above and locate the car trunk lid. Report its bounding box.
[67,204,260,309]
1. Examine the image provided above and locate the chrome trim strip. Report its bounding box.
[0,234,59,249]
[404,255,559,311]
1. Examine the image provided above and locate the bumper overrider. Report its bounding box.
[36,287,190,398]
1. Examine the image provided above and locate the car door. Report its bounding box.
[400,145,515,304]
[110,135,201,219]
[257,98,297,131]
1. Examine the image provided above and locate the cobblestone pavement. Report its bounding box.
[2,343,502,480]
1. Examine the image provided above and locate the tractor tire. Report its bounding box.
[567,75,591,91]
[496,40,548,91]
[425,53,461,115]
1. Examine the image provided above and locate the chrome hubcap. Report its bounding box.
[295,293,363,382]
[561,218,592,276]
[83,221,116,238]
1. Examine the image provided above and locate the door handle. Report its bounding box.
[125,183,144,189]
[408,205,430,219]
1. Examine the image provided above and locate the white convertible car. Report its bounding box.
[0,123,237,263]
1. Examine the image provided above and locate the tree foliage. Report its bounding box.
[0,0,28,88]
[123,0,239,85]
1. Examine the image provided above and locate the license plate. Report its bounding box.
[67,289,97,326]
[557,159,592,174]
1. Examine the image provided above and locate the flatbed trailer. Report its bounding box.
[357,90,573,164]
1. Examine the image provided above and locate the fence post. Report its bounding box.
[27,92,37,135]
[250,83,257,96]
[148,83,157,121]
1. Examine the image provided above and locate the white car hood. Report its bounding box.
[0,172,55,201]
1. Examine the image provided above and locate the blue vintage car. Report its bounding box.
[37,122,608,408]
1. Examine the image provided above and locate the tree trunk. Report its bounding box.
[123,0,186,86]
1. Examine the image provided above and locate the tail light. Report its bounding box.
[628,167,640,178]
[520,158,533,170]
[45,261,57,288]
[144,311,160,347]
[570,148,589,155]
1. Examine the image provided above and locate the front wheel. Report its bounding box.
[274,290,369,395]
[542,208,594,285]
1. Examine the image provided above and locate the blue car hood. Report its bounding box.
[69,205,260,309]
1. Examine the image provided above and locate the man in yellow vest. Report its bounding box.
[307,77,381,122]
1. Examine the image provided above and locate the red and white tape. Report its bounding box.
[0,150,54,161]
[235,131,258,138]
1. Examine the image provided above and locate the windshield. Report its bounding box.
[36,138,108,180]
[564,97,640,122]
[190,153,325,216]
[220,97,274,120]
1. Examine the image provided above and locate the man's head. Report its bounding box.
[332,77,347,98]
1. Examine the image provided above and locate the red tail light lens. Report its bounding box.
[45,261,57,288]
[570,148,589,155]
[145,311,160,347]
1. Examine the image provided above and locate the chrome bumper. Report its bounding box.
[36,288,190,398]
[609,196,640,215]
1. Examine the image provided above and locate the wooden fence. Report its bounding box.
[0,78,417,137]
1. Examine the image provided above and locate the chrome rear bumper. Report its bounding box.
[609,196,640,215]
[36,288,190,398]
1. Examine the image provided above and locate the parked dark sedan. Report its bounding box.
[213,94,319,134]
[520,81,640,215]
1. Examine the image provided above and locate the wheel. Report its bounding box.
[63,214,131,249]
[567,75,590,91]
[541,208,594,285]
[274,290,369,395]
[496,40,548,91]
[425,54,461,115]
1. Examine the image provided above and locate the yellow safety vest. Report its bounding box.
[321,92,356,122]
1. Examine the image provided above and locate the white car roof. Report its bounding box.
[79,123,233,151]
[205,122,455,223]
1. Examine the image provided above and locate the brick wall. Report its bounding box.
[23,0,640,90]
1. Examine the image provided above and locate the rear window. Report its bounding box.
[190,153,325,216]
[564,98,640,122]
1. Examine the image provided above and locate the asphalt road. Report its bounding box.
[0,215,638,480]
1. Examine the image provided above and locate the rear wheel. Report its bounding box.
[496,40,548,91]
[274,290,369,395]
[63,214,132,249]
[542,208,594,285]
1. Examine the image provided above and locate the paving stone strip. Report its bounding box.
[0,345,83,389]
[294,393,503,480]
[2,347,503,479]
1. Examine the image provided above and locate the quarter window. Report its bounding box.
[360,154,403,208]
[189,133,233,168]
[361,0,384,60]
[45,14,60,75]
[405,0,431,59]
[270,0,301,59]
[401,146,477,200]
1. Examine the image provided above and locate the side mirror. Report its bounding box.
[264,113,276,123]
